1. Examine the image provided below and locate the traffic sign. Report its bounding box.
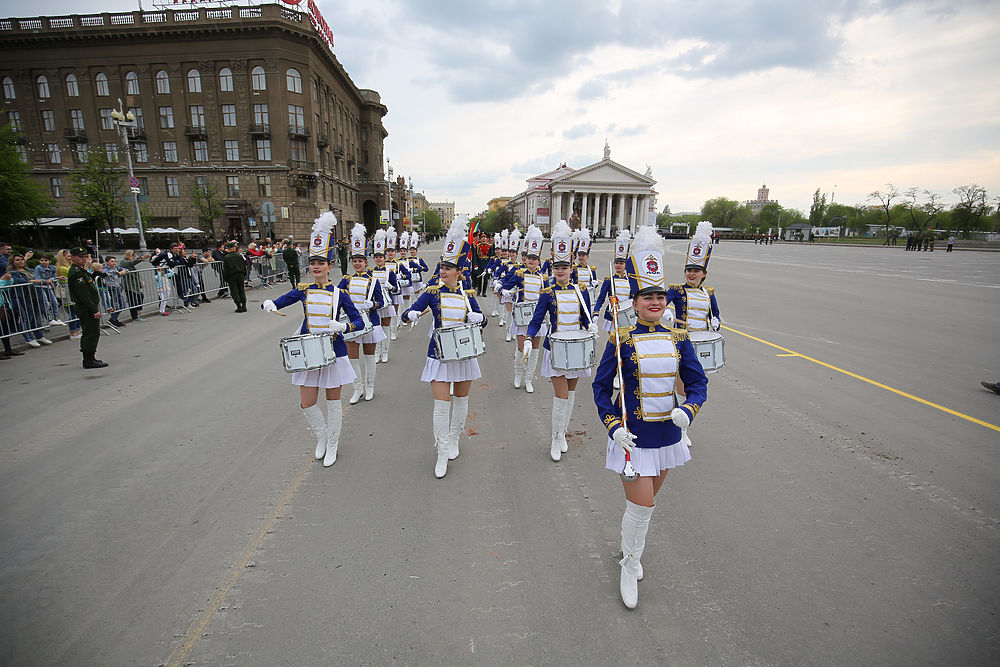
[129,176,139,188]
[130,187,140,194]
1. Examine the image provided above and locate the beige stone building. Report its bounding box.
[0,3,391,243]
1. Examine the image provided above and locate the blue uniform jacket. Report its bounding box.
[591,273,635,323]
[425,264,473,290]
[592,321,708,448]
[525,282,594,351]
[272,282,365,358]
[665,283,720,329]
[401,283,488,359]
[408,257,429,282]
[499,266,545,303]
[335,269,385,319]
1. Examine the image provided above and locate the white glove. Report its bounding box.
[670,407,690,429]
[329,319,348,334]
[467,311,484,324]
[502,289,514,298]
[261,300,277,313]
[520,338,533,363]
[588,322,598,334]
[711,316,720,331]
[612,427,636,453]
[406,310,419,323]
[590,279,600,289]
[362,300,374,310]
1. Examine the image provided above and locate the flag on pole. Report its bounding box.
[467,218,479,262]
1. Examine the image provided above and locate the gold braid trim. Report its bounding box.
[671,328,689,343]
[425,284,441,295]
[667,283,685,291]
[705,285,715,296]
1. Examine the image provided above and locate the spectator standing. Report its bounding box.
[33,255,65,327]
[211,241,228,298]
[0,268,25,359]
[222,242,248,312]
[0,242,12,276]
[97,256,128,326]
[154,265,174,316]
[947,235,955,252]
[7,253,52,347]
[55,250,83,339]
[119,249,150,321]
[282,239,300,288]
[338,237,349,276]
[67,247,107,368]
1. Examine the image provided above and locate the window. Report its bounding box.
[7,110,20,131]
[225,139,239,161]
[193,140,208,161]
[253,103,269,125]
[290,139,307,163]
[295,185,308,198]
[50,177,62,198]
[165,176,179,197]
[2,76,14,100]
[195,175,207,189]
[221,104,236,127]
[132,107,144,129]
[65,74,79,97]
[155,70,170,94]
[74,143,89,163]
[361,127,367,142]
[15,146,27,162]
[258,175,271,197]
[288,104,304,131]
[286,68,302,93]
[187,69,201,93]
[36,75,50,98]
[133,142,148,163]
[158,106,174,129]
[226,175,240,197]
[219,68,233,92]
[251,66,266,91]
[95,73,109,96]
[163,141,177,162]
[313,77,319,101]
[99,108,114,130]
[41,110,55,132]
[104,142,118,162]
[47,143,61,164]
[70,109,85,131]
[136,177,149,196]
[255,138,271,160]
[189,105,205,128]
[125,71,140,95]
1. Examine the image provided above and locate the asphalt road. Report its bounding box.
[1,239,998,666]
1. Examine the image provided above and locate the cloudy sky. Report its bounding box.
[11,0,1000,216]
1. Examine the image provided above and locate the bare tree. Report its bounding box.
[920,190,944,231]
[952,184,988,237]
[868,183,899,242]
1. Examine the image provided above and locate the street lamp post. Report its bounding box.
[111,98,148,252]
[387,162,394,229]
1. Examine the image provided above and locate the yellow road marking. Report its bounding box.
[167,455,314,667]
[722,325,1000,434]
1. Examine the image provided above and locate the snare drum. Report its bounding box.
[549,330,596,371]
[616,305,638,327]
[339,309,372,342]
[688,330,725,373]
[433,323,487,362]
[512,300,537,326]
[279,332,337,373]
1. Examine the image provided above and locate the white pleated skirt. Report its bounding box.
[501,292,514,304]
[376,305,395,319]
[400,285,413,297]
[292,356,356,389]
[605,433,691,476]
[420,356,482,383]
[540,348,593,379]
[392,293,403,306]
[352,324,387,345]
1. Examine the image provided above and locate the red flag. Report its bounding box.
[467,219,478,261]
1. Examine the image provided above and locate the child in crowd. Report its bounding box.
[155,265,174,316]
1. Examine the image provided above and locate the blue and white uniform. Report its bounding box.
[592,271,635,332]
[335,269,387,345]
[403,283,487,383]
[525,281,594,379]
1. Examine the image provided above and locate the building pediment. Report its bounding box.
[549,159,655,189]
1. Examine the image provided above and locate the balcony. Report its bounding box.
[64,127,87,142]
[184,125,207,139]
[334,144,345,158]
[248,123,270,137]
[288,124,311,139]
[316,133,329,148]
[289,159,316,172]
[126,127,147,142]
[347,155,355,165]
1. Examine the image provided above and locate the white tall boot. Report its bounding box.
[550,397,567,461]
[512,346,524,389]
[324,400,342,466]
[433,399,450,478]
[448,395,469,460]
[381,327,391,362]
[302,404,327,460]
[619,501,654,609]
[364,353,377,400]
[390,313,399,340]
[563,389,576,452]
[349,357,363,404]
[524,348,540,394]
[505,320,513,342]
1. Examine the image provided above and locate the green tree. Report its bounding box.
[952,184,988,237]
[757,202,783,231]
[809,188,827,226]
[423,209,442,236]
[700,197,743,228]
[69,147,127,246]
[0,124,51,236]
[192,181,223,241]
[868,183,899,239]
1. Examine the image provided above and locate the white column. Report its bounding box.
[629,195,637,234]
[616,194,624,232]
[581,193,589,233]
[604,193,613,237]
[552,191,561,226]
[637,196,646,226]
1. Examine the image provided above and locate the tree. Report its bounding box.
[0,124,51,236]
[423,209,442,237]
[69,147,127,247]
[757,202,783,230]
[660,203,671,217]
[809,188,827,226]
[867,184,899,239]
[700,197,743,228]
[952,184,988,237]
[901,188,927,231]
[192,181,223,241]
[919,190,943,231]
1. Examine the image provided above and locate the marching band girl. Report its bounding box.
[523,221,596,462]
[500,228,522,341]
[384,227,412,341]
[592,225,708,608]
[406,232,430,294]
[370,230,399,363]
[592,229,635,334]
[262,212,366,467]
[500,224,546,393]
[572,228,600,297]
[336,223,387,404]
[485,232,503,317]
[491,230,511,322]
[402,217,488,479]
[665,222,721,333]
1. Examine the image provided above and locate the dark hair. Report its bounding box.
[106,255,116,261]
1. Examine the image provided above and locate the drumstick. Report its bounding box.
[270,309,286,317]
[405,308,430,334]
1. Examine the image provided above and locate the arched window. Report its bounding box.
[65,74,79,97]
[251,66,266,91]
[2,77,14,100]
[125,71,140,95]
[95,72,109,96]
[36,75,50,98]
[286,68,302,93]
[187,68,201,93]
[155,70,170,94]
[219,67,233,92]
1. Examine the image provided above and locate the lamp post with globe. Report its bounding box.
[111,99,148,252]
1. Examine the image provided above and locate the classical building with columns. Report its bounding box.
[508,143,657,237]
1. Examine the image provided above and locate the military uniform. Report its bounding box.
[67,249,107,368]
[222,248,247,311]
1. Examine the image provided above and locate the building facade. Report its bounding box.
[428,201,454,225]
[0,3,391,243]
[745,183,777,214]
